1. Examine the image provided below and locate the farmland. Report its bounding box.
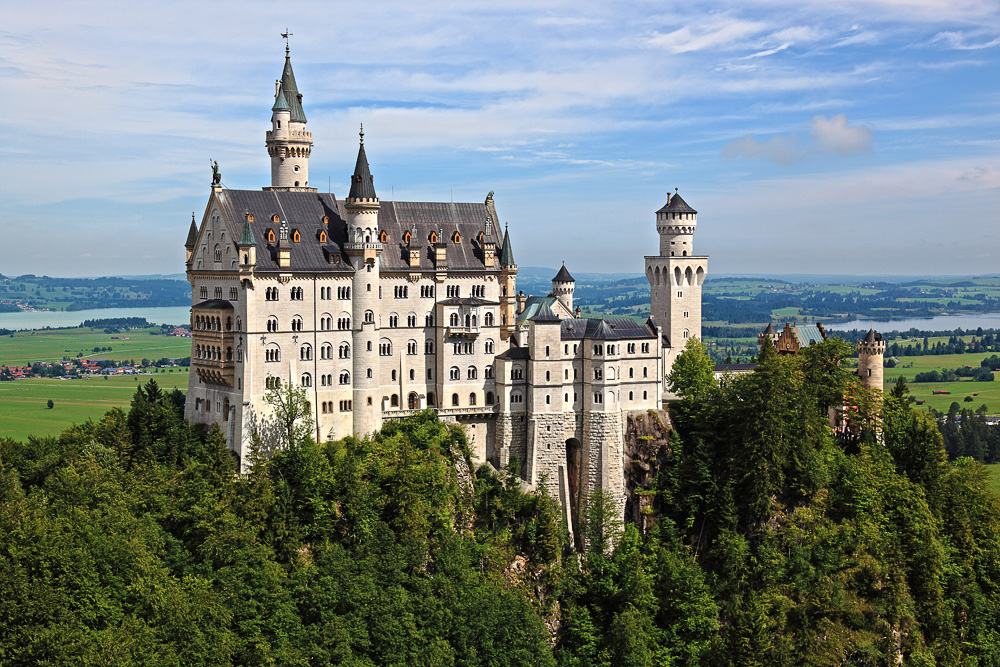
[0,326,191,367]
[0,372,190,441]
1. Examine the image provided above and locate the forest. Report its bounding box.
[2,336,1000,666]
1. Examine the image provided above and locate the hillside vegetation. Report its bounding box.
[2,337,999,666]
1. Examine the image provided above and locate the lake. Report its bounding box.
[824,312,1000,333]
[0,306,191,331]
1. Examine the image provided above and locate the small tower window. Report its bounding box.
[267,229,275,243]
[319,230,327,243]
[429,231,438,243]
[272,214,279,224]
[379,230,388,243]
[292,230,301,243]
[452,231,461,243]
[403,231,411,244]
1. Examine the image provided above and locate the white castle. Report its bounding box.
[184,47,708,537]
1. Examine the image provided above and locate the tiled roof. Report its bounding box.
[764,322,776,335]
[193,299,233,310]
[185,215,199,247]
[348,140,377,201]
[271,85,291,112]
[794,324,827,347]
[529,302,561,322]
[499,224,515,266]
[239,215,256,245]
[560,317,656,341]
[438,296,499,306]
[656,192,697,215]
[212,189,496,273]
[496,345,530,360]
[553,263,574,283]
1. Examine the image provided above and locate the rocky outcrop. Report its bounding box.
[623,409,672,533]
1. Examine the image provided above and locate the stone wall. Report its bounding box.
[582,410,626,525]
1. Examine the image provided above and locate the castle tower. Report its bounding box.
[857,329,885,392]
[498,223,518,340]
[343,127,383,436]
[184,213,198,266]
[645,190,708,368]
[265,45,315,192]
[552,263,575,313]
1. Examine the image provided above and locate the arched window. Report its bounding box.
[300,344,312,361]
[265,345,281,362]
[427,392,436,407]
[407,340,417,355]
[340,371,350,385]
[379,340,392,356]
[364,310,374,323]
[486,391,494,405]
[379,230,388,243]
[403,231,411,244]
[452,393,459,406]
[452,231,461,243]
[468,366,477,380]
[469,393,477,406]
[484,312,494,326]
[291,316,303,331]
[485,366,494,379]
[267,229,275,243]
[339,343,350,359]
[449,313,459,327]
[484,339,494,354]
[301,373,312,387]
[390,394,399,407]
[408,392,418,409]
[511,366,523,380]
[511,391,523,404]
[319,230,327,242]
[214,245,221,262]
[450,366,460,380]
[292,230,301,243]
[429,231,438,243]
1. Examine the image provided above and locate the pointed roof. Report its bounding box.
[553,262,574,283]
[863,328,877,343]
[348,127,377,201]
[185,214,198,248]
[656,191,697,215]
[271,84,291,112]
[239,213,256,245]
[529,301,561,323]
[590,319,615,340]
[499,223,515,266]
[279,47,306,123]
[764,322,776,335]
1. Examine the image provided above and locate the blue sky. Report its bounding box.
[1,0,998,277]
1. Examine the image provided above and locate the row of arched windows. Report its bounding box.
[193,314,234,332]
[194,344,232,362]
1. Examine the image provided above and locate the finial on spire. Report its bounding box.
[359,123,364,145]
[281,29,293,54]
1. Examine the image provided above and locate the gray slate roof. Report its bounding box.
[529,302,561,322]
[211,189,496,273]
[272,85,291,112]
[499,224,515,266]
[348,141,377,201]
[714,362,756,372]
[656,192,697,215]
[496,345,530,360]
[560,317,657,341]
[553,263,574,283]
[185,215,199,247]
[193,299,234,310]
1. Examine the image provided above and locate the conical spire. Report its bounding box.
[499,222,515,267]
[185,213,198,247]
[271,83,291,112]
[348,125,377,201]
[553,262,574,283]
[280,47,306,122]
[239,212,256,245]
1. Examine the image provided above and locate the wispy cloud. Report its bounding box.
[723,114,873,163]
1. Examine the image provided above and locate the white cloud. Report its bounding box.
[645,17,770,53]
[722,114,872,163]
[933,31,1000,50]
[810,114,873,154]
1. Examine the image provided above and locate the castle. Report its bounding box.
[183,47,707,537]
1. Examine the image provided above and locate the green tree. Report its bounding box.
[46,399,54,409]
[667,336,716,399]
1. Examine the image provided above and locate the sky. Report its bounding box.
[1,0,999,278]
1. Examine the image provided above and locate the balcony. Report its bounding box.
[446,325,480,338]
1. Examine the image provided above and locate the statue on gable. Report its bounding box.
[211,160,221,185]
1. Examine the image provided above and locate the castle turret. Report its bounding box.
[265,45,315,192]
[645,189,708,372]
[238,212,257,269]
[185,213,198,265]
[551,262,575,313]
[498,222,518,340]
[758,322,779,348]
[857,329,885,392]
[343,127,383,437]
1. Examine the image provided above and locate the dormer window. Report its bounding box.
[379,230,388,243]
[322,215,329,225]
[319,230,327,243]
[452,231,461,243]
[403,231,411,244]
[267,229,275,243]
[272,214,279,224]
[429,231,438,243]
[292,229,301,243]
[476,231,484,244]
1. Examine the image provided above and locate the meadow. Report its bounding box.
[0,372,190,441]
[883,349,1000,413]
[0,326,191,366]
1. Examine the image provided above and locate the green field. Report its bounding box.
[985,464,1000,495]
[0,373,190,441]
[883,352,1000,413]
[0,327,191,366]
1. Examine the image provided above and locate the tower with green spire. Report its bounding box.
[498,222,518,340]
[265,43,315,191]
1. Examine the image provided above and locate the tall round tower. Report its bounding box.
[857,329,886,391]
[265,44,315,191]
[551,263,575,314]
[343,126,383,437]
